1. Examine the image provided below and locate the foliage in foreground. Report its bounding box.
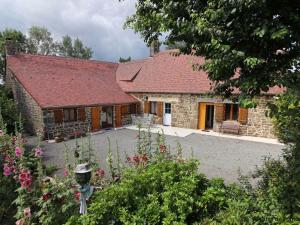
[1,119,300,224]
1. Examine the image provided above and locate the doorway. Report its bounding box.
[205,105,214,129]
[101,106,113,128]
[163,103,172,126]
[91,107,101,132]
[198,103,215,130]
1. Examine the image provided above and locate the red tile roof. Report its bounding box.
[7,54,138,109]
[116,50,283,95]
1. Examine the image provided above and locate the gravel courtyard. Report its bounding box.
[39,128,283,183]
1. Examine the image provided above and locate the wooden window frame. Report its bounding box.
[63,108,77,122]
[225,103,239,121]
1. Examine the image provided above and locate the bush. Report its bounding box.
[0,85,20,134]
[67,159,232,225]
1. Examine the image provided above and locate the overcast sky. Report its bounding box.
[0,0,151,62]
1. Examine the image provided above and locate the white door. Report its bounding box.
[163,103,172,126]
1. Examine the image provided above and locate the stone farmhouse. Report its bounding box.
[5,40,282,139]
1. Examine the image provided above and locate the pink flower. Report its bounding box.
[74,192,80,201]
[19,170,32,190]
[96,168,105,178]
[15,147,22,157]
[23,207,31,217]
[63,168,69,177]
[0,129,3,136]
[15,219,24,225]
[160,144,167,153]
[3,164,11,177]
[42,193,51,201]
[34,147,43,157]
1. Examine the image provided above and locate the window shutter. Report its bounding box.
[78,108,86,121]
[144,101,150,114]
[215,104,225,122]
[53,109,63,124]
[157,102,164,117]
[115,105,122,127]
[238,107,248,125]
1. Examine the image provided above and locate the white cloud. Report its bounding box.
[0,0,149,62]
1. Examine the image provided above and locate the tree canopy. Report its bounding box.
[119,56,131,62]
[125,0,300,100]
[59,35,93,59]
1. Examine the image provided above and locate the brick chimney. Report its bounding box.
[5,38,17,55]
[150,39,160,57]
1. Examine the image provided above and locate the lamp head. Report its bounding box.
[74,163,92,186]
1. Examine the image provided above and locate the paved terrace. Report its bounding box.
[33,126,283,184]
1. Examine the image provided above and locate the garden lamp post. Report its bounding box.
[74,163,93,214]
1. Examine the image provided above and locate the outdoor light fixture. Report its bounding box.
[74,163,93,214]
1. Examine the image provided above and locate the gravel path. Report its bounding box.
[34,128,283,183]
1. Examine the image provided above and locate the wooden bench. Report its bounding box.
[220,120,240,135]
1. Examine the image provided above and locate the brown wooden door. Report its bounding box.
[115,105,122,127]
[91,107,101,131]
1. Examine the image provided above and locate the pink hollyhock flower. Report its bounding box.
[19,170,32,190]
[63,168,69,177]
[132,155,140,164]
[23,207,31,217]
[42,193,51,201]
[160,144,167,153]
[96,168,105,177]
[15,147,22,157]
[15,219,24,225]
[0,129,3,136]
[34,147,43,157]
[3,164,11,176]
[74,192,80,201]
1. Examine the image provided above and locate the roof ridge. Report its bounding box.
[16,53,118,65]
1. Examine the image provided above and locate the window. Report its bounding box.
[165,103,171,114]
[150,101,157,114]
[63,108,77,122]
[53,109,63,124]
[130,104,137,114]
[77,108,86,121]
[225,104,239,120]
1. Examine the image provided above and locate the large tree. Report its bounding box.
[60,35,93,59]
[125,0,300,100]
[125,0,300,214]
[0,29,27,80]
[27,26,57,55]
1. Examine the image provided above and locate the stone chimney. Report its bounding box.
[5,38,17,55]
[150,39,160,57]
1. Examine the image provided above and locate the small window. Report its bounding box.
[150,102,157,114]
[130,104,137,114]
[63,109,77,122]
[77,108,86,121]
[225,104,239,121]
[53,109,63,124]
[165,103,171,114]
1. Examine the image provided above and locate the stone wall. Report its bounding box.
[121,114,132,126]
[6,69,44,135]
[241,96,275,138]
[132,93,276,138]
[132,93,199,129]
[43,107,92,139]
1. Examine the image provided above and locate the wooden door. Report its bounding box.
[91,107,101,131]
[115,105,122,127]
[198,103,206,129]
